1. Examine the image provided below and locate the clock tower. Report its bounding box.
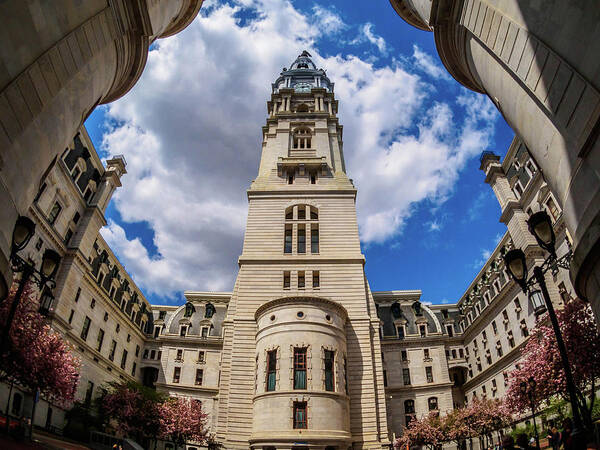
[216,51,390,449]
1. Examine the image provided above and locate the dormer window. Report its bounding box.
[184,302,195,318]
[205,302,216,318]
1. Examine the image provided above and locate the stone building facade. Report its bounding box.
[0,0,203,311]
[388,0,600,330]
[0,53,576,449]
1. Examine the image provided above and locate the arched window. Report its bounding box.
[428,397,438,411]
[283,205,319,255]
[292,127,312,149]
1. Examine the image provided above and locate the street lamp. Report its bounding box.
[520,377,540,449]
[528,290,546,316]
[0,217,61,354]
[0,217,36,302]
[503,210,585,447]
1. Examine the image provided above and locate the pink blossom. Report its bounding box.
[0,282,80,407]
[158,397,208,446]
[504,298,600,428]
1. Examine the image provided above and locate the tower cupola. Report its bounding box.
[273,50,333,93]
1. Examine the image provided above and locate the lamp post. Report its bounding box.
[503,211,585,447]
[0,216,61,354]
[520,377,540,449]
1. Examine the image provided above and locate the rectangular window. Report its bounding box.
[72,212,80,224]
[344,357,348,394]
[497,341,503,357]
[153,326,160,338]
[311,225,319,253]
[173,367,181,383]
[298,271,305,289]
[297,225,306,253]
[198,351,205,363]
[159,310,166,320]
[283,271,291,289]
[492,320,498,334]
[84,381,94,405]
[324,350,335,392]
[521,320,529,337]
[157,351,162,360]
[446,324,454,337]
[143,349,149,359]
[65,229,74,245]
[401,350,408,361]
[131,362,136,377]
[383,369,387,387]
[310,173,316,184]
[109,340,117,361]
[397,326,405,339]
[419,325,427,337]
[150,349,156,359]
[195,369,203,385]
[201,327,209,338]
[312,271,320,288]
[424,348,430,359]
[68,309,75,324]
[96,329,105,352]
[403,368,411,385]
[426,366,434,383]
[81,316,91,341]
[284,225,292,254]
[266,350,277,392]
[293,347,307,389]
[48,202,62,225]
[293,402,307,429]
[121,350,128,369]
[180,326,187,337]
[135,345,140,357]
[176,349,183,361]
[288,173,294,184]
[459,349,464,358]
[74,288,81,303]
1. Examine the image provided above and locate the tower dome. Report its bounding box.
[273,50,333,93]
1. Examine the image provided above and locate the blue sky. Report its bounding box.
[85,0,514,306]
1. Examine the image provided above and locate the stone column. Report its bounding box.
[0,0,202,297]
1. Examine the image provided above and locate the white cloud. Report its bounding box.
[428,221,442,232]
[351,23,388,55]
[98,0,498,300]
[311,5,346,34]
[412,44,450,80]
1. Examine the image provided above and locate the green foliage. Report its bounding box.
[509,423,537,441]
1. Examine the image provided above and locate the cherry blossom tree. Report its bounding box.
[158,397,208,449]
[0,282,80,422]
[394,399,512,449]
[505,298,600,430]
[99,381,164,442]
[394,412,445,450]
[467,397,512,448]
[442,407,471,448]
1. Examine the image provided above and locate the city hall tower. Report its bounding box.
[216,51,390,449]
